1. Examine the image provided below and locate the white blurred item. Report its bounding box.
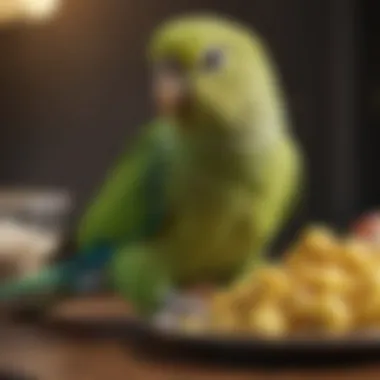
[0,188,71,280]
[0,220,59,278]
[0,188,71,217]
[0,0,60,24]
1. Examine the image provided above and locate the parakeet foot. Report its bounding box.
[163,290,208,314]
[152,290,209,330]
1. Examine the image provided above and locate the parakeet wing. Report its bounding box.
[77,118,171,249]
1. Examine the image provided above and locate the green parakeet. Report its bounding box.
[0,14,303,317]
[78,14,303,314]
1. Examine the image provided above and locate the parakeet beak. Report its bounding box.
[153,74,190,117]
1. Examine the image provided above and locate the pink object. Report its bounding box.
[352,212,380,244]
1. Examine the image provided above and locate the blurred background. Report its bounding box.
[0,0,369,235]
[0,0,377,378]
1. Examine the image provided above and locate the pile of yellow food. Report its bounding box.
[202,226,380,338]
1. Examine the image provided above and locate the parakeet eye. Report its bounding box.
[202,48,225,71]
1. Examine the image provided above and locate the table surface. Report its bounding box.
[2,296,380,380]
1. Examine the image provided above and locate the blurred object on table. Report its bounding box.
[0,0,61,25]
[0,188,71,283]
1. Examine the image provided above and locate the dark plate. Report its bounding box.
[38,315,380,367]
[128,321,380,353]
[16,295,380,367]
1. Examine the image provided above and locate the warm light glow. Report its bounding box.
[0,0,60,24]
[22,0,60,20]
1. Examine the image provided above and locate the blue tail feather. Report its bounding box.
[0,244,115,301]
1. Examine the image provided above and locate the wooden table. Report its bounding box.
[1,297,380,380]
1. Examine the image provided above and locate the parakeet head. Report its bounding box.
[148,14,286,141]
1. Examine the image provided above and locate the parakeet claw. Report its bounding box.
[163,290,207,313]
[152,290,209,330]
